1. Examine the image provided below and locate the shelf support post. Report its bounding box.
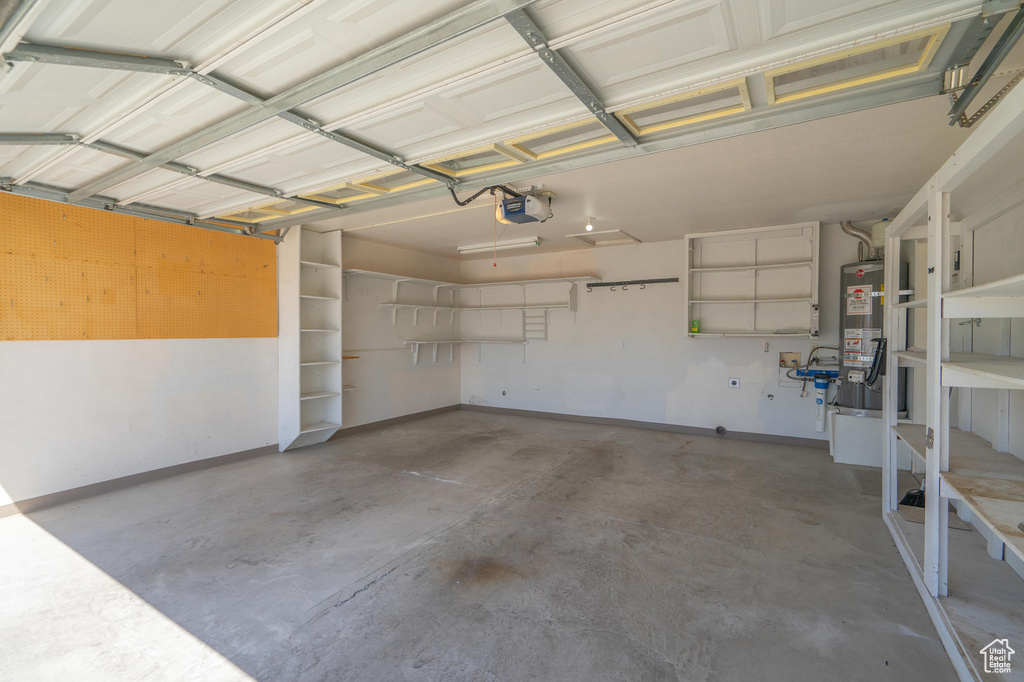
[883,230,900,514]
[924,186,951,598]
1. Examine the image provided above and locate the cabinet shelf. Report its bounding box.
[686,223,819,341]
[299,421,342,435]
[404,338,526,345]
[893,424,1024,564]
[301,391,340,401]
[688,261,813,272]
[342,385,356,392]
[300,260,340,269]
[380,303,458,311]
[689,330,812,338]
[300,360,341,367]
[301,328,340,333]
[941,354,1024,390]
[894,351,926,367]
[942,272,1024,318]
[689,298,812,304]
[893,298,928,309]
[300,294,340,301]
[944,272,1024,299]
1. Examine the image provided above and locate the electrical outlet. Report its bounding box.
[620,340,627,350]
[728,378,740,388]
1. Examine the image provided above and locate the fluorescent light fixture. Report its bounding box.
[585,216,594,232]
[457,236,541,255]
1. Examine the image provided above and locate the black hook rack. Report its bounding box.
[586,278,678,291]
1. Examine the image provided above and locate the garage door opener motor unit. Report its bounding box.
[501,195,549,223]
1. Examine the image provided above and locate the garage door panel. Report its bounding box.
[301,22,529,129]
[214,0,470,96]
[560,0,737,99]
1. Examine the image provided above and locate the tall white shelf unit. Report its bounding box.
[280,228,343,451]
[882,80,1024,681]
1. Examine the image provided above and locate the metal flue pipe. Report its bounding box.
[840,220,878,260]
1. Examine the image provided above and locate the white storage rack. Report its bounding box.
[684,222,819,337]
[279,229,344,451]
[882,80,1024,681]
[343,270,598,364]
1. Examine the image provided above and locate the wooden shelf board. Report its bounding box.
[689,331,812,338]
[300,294,340,301]
[941,354,1024,389]
[300,391,340,400]
[404,339,526,345]
[381,302,569,312]
[461,304,570,311]
[342,269,457,288]
[300,260,340,269]
[464,276,599,288]
[895,351,926,367]
[300,328,340,333]
[944,272,1024,299]
[894,424,1024,482]
[689,261,813,272]
[690,298,811,304]
[299,421,341,435]
[300,360,341,366]
[380,303,458,311]
[892,424,927,469]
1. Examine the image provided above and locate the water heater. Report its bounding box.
[836,260,907,411]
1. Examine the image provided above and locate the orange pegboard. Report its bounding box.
[0,193,276,341]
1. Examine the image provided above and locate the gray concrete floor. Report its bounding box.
[0,411,957,681]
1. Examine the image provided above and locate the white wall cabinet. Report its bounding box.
[280,228,343,451]
[684,222,819,337]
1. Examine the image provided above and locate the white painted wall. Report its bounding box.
[342,235,461,282]
[0,338,277,506]
[964,202,1024,459]
[341,237,462,428]
[458,224,859,440]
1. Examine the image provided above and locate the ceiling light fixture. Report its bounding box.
[456,237,541,255]
[566,229,641,247]
[585,216,594,231]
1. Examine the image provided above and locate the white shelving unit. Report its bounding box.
[683,222,819,337]
[279,229,343,451]
[882,80,1024,681]
[344,270,598,363]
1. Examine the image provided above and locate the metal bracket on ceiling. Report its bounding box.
[947,7,1024,125]
[504,9,637,148]
[55,0,527,203]
[4,42,454,193]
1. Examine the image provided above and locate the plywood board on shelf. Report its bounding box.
[942,473,1024,504]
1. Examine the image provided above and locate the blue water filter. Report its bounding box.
[814,375,829,432]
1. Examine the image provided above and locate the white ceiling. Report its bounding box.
[0,0,1020,238]
[314,94,972,258]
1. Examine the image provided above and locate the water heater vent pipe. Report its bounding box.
[840,220,879,260]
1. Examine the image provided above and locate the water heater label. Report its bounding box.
[846,285,872,315]
[844,328,881,367]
